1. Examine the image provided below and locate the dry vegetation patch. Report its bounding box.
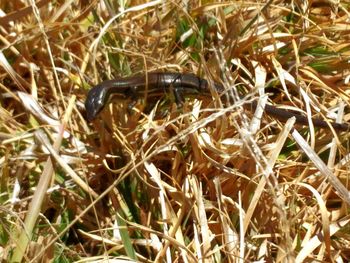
[1,0,350,262]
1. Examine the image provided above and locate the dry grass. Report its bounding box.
[1,0,350,262]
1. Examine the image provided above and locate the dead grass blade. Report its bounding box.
[292,129,350,206]
[0,0,49,25]
[293,182,331,257]
[10,95,76,262]
[295,215,350,263]
[34,129,98,199]
[243,117,295,234]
